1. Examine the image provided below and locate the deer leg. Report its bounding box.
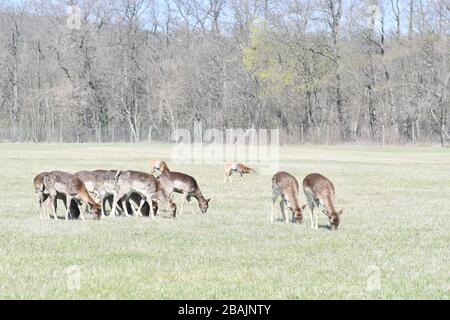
[136,197,146,217]
[179,195,187,215]
[106,196,113,216]
[314,203,319,230]
[38,192,46,219]
[77,201,86,221]
[64,195,72,220]
[308,204,315,229]
[100,196,107,218]
[315,211,319,230]
[122,196,131,217]
[41,193,51,219]
[279,201,286,223]
[50,195,58,220]
[110,192,123,218]
[149,198,155,218]
[140,191,155,218]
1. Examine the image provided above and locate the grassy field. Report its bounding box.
[0,143,449,299]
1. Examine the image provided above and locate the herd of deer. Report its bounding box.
[33,161,343,231]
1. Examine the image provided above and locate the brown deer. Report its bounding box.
[34,172,81,219]
[149,160,170,174]
[303,173,343,231]
[157,171,210,215]
[224,163,256,183]
[75,170,120,217]
[34,172,50,219]
[271,171,304,224]
[110,170,176,218]
[43,171,101,220]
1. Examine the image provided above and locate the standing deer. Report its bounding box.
[110,170,176,218]
[43,171,101,220]
[224,163,256,183]
[34,172,80,219]
[75,170,119,217]
[34,172,49,219]
[157,171,210,215]
[271,171,304,224]
[303,173,343,231]
[149,160,170,174]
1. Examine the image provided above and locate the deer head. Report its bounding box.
[199,198,210,214]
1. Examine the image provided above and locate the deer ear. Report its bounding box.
[339,209,344,215]
[301,204,308,210]
[206,198,211,203]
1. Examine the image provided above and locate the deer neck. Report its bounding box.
[285,189,300,210]
[194,189,206,204]
[322,195,337,217]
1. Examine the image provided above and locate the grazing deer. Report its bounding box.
[34,172,80,219]
[110,170,176,218]
[224,163,256,183]
[34,172,49,219]
[75,170,120,217]
[149,160,170,174]
[157,171,210,215]
[43,171,101,220]
[303,173,343,231]
[271,171,304,224]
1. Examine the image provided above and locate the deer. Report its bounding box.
[75,170,154,217]
[34,172,50,219]
[224,163,256,183]
[149,160,170,175]
[157,171,210,215]
[303,173,343,231]
[75,170,120,217]
[271,171,304,224]
[34,172,80,219]
[109,170,176,218]
[43,171,101,220]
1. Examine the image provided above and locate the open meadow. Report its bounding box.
[0,143,449,299]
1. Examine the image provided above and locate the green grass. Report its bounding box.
[0,143,449,299]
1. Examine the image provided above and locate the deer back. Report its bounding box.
[118,170,159,194]
[237,163,255,173]
[158,171,199,195]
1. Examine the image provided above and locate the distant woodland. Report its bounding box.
[0,0,449,144]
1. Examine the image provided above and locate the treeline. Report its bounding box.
[0,0,449,144]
